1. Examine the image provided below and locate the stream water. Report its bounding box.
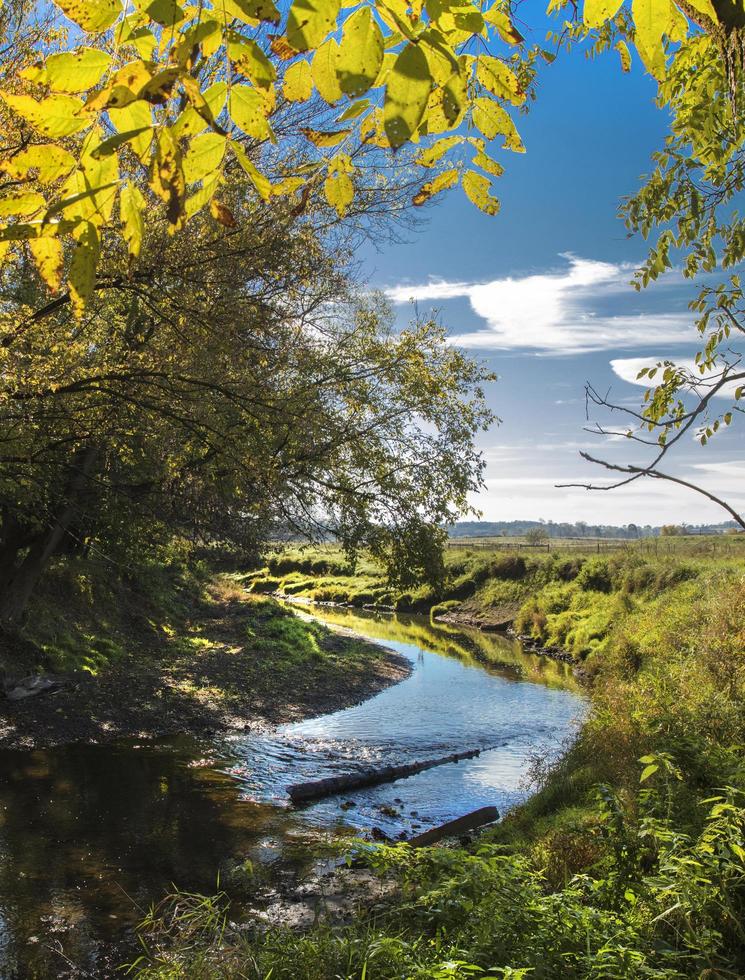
[0,606,585,979]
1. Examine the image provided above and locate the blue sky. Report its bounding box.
[359,28,745,527]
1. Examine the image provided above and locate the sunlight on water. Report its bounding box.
[224,607,585,837]
[0,607,584,977]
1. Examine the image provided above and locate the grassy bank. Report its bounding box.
[0,555,408,747]
[131,544,745,979]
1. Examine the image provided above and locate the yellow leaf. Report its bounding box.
[228,38,277,90]
[384,44,432,148]
[583,0,624,28]
[324,170,353,215]
[472,149,503,177]
[109,100,153,161]
[615,39,632,70]
[680,0,718,23]
[283,59,313,101]
[312,39,343,104]
[336,7,384,98]
[229,86,273,140]
[412,167,458,205]
[185,172,221,218]
[0,93,89,138]
[69,222,100,317]
[0,144,75,183]
[287,0,341,52]
[21,49,112,92]
[462,169,499,214]
[209,198,238,226]
[84,60,154,111]
[133,0,184,26]
[53,0,121,31]
[230,142,271,200]
[415,135,463,167]
[151,127,185,230]
[220,0,280,24]
[120,182,145,257]
[0,192,46,217]
[471,97,524,151]
[183,132,226,183]
[483,7,524,44]
[28,236,64,291]
[631,0,670,79]
[301,127,351,147]
[476,57,525,105]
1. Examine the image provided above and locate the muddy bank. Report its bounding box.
[0,594,410,750]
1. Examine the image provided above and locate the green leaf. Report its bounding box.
[283,59,313,102]
[412,166,458,205]
[286,0,342,53]
[462,169,500,214]
[312,39,343,104]
[229,85,273,140]
[0,144,76,183]
[53,0,121,31]
[384,44,432,149]
[336,7,384,98]
[183,132,227,183]
[120,182,145,258]
[476,57,524,105]
[640,763,659,782]
[21,49,112,92]
[583,0,624,28]
[0,92,89,138]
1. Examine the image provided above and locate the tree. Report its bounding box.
[0,194,493,622]
[549,0,745,528]
[525,526,549,545]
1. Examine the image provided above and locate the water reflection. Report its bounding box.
[226,606,584,837]
[0,607,584,978]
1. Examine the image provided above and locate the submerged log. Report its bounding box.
[406,805,499,847]
[287,748,484,804]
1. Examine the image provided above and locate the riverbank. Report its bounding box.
[130,546,745,979]
[0,559,410,749]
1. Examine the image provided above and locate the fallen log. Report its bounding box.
[287,748,484,804]
[406,805,499,847]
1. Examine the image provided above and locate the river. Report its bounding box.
[0,606,585,978]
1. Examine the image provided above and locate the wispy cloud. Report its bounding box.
[610,357,742,399]
[387,254,697,354]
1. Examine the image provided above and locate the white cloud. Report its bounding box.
[386,255,697,354]
[611,357,743,399]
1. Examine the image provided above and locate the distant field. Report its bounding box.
[447,533,745,558]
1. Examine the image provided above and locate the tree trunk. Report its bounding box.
[0,447,98,625]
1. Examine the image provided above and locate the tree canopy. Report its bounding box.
[1,0,740,314]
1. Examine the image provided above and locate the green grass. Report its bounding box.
[130,543,745,979]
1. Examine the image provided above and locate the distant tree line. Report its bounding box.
[450,520,740,540]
